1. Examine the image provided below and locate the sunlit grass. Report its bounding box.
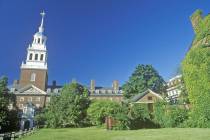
[21,127,210,140]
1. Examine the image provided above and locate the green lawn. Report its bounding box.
[21,127,210,140]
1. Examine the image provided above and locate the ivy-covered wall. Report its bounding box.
[190,9,210,48]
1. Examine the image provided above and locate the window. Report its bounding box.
[19,104,23,109]
[10,88,15,92]
[8,103,13,110]
[30,73,36,82]
[36,104,40,108]
[40,54,44,61]
[95,90,99,94]
[101,90,106,94]
[28,97,32,102]
[29,53,33,60]
[47,88,51,93]
[38,38,40,44]
[108,90,112,94]
[20,97,24,102]
[54,89,59,93]
[35,54,38,60]
[148,96,152,100]
[114,90,119,94]
[23,106,27,114]
[36,97,41,102]
[42,39,44,44]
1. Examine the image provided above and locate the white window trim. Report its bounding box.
[19,104,23,109]
[20,97,24,102]
[36,104,40,108]
[30,73,36,82]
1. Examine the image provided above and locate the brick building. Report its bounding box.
[9,11,124,130]
[8,11,166,130]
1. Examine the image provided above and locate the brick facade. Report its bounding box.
[19,68,48,91]
[16,95,47,110]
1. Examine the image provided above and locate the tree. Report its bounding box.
[123,64,165,98]
[177,78,189,105]
[45,82,90,128]
[113,103,153,130]
[0,76,9,132]
[87,100,121,126]
[182,45,210,127]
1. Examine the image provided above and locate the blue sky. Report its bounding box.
[0,0,210,87]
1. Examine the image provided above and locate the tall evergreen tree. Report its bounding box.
[123,64,165,98]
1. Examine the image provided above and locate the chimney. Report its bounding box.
[13,80,19,86]
[90,80,95,91]
[112,80,119,90]
[52,80,56,87]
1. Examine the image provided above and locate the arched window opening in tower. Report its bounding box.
[38,38,40,44]
[40,54,44,61]
[29,53,33,60]
[35,54,38,60]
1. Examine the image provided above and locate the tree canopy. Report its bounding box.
[122,64,165,98]
[87,100,121,126]
[44,82,90,128]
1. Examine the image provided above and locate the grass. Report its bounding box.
[21,127,210,140]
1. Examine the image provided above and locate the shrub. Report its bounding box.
[153,101,188,128]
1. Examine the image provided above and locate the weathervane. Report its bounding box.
[39,11,45,32]
[40,11,45,18]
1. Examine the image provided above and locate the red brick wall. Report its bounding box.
[19,69,48,91]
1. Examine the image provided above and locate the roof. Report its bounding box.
[87,86,122,90]
[90,94,123,97]
[168,75,182,82]
[34,32,45,37]
[130,89,163,102]
[47,85,62,89]
[14,84,47,95]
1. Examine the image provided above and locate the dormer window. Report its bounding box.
[54,89,59,93]
[108,90,112,94]
[95,90,99,94]
[30,73,36,82]
[47,88,51,93]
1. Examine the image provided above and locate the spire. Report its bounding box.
[39,11,45,33]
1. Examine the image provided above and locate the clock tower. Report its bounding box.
[19,11,48,91]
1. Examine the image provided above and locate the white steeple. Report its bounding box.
[39,11,45,33]
[21,11,48,70]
